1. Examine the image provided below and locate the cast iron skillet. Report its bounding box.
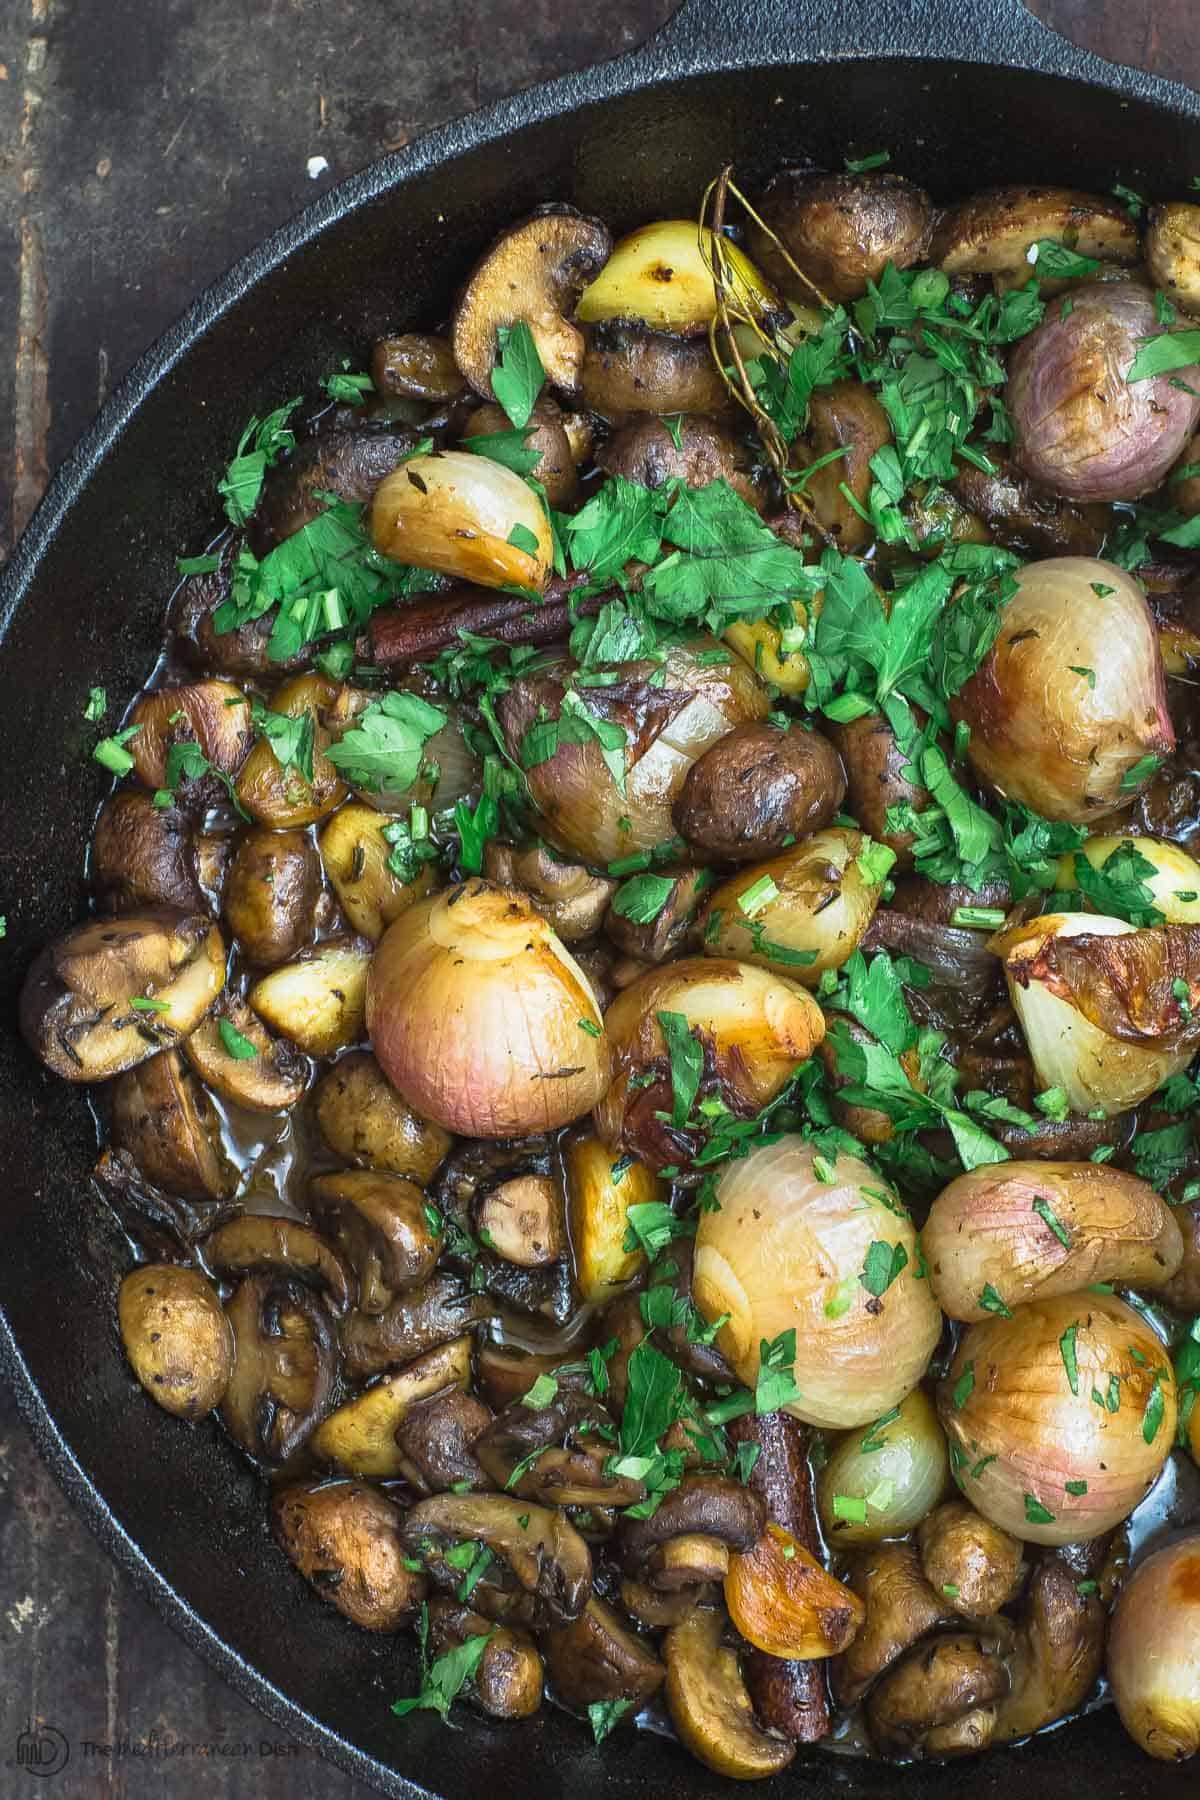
[2,0,1199,1793]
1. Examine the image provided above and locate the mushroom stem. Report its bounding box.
[364,573,606,666]
[728,1411,831,1743]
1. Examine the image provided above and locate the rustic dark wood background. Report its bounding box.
[1,1,1198,1794]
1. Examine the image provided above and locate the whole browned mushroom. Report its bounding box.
[580,323,734,421]
[464,398,578,509]
[596,414,762,509]
[1164,1196,1200,1311]
[748,170,932,302]
[308,1170,440,1313]
[401,1493,592,1629]
[271,1479,426,1631]
[917,1502,1026,1620]
[541,1594,665,1711]
[20,909,226,1082]
[91,792,205,915]
[427,1602,545,1719]
[220,1274,340,1463]
[127,679,254,803]
[255,425,427,545]
[313,1051,451,1185]
[865,1630,1012,1759]
[673,721,846,861]
[221,827,321,967]
[111,1050,235,1201]
[829,711,933,869]
[795,381,893,549]
[452,209,612,402]
[118,1264,234,1419]
[373,333,468,403]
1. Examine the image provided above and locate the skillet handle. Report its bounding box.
[640,0,1112,81]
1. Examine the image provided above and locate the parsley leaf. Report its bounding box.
[392,1605,493,1721]
[217,398,302,526]
[657,1010,704,1128]
[249,695,315,785]
[325,691,447,793]
[218,1018,258,1061]
[588,1698,635,1744]
[611,873,675,925]
[756,1329,801,1412]
[490,321,545,430]
[1127,327,1200,384]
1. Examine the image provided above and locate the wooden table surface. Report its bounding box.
[1,1,1197,1793]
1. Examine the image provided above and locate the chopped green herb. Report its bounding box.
[1032,1195,1072,1249]
[952,1361,975,1409]
[588,1697,635,1744]
[218,1018,258,1061]
[979,1284,1013,1318]
[490,321,545,430]
[611,873,675,925]
[1024,1494,1056,1525]
[1060,1322,1080,1396]
[392,1605,493,1721]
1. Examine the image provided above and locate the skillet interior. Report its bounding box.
[2,19,1200,1799]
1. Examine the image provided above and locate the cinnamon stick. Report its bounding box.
[727,1410,832,1743]
[365,571,603,666]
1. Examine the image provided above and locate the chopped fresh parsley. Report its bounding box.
[218,1018,258,1060]
[217,398,302,525]
[392,1604,492,1721]
[325,691,447,794]
[490,321,545,430]
[588,1698,635,1744]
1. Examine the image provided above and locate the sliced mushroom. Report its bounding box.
[402,1493,592,1628]
[476,1393,644,1509]
[865,1630,1011,1760]
[220,1274,340,1463]
[309,1169,439,1313]
[481,843,616,944]
[475,1172,565,1269]
[310,1334,472,1476]
[255,425,426,545]
[372,332,467,402]
[748,170,932,302]
[929,186,1138,285]
[993,1548,1107,1741]
[118,1264,234,1419]
[271,1479,426,1631]
[673,721,847,863]
[665,1604,796,1779]
[313,1051,449,1183]
[619,1474,765,1576]
[247,933,371,1058]
[832,1541,949,1707]
[620,1577,707,1631]
[464,398,578,509]
[917,1502,1026,1621]
[580,323,733,421]
[541,1594,665,1710]
[427,1601,544,1718]
[395,1387,494,1494]
[182,995,309,1114]
[318,802,437,942]
[473,1339,583,1412]
[604,869,712,965]
[221,827,321,966]
[111,1050,235,1200]
[128,680,253,801]
[91,792,204,915]
[795,381,893,549]
[93,1147,238,1260]
[452,209,611,403]
[340,1275,489,1381]
[564,1132,660,1304]
[949,449,1108,558]
[21,910,226,1082]
[595,414,762,510]
[203,1215,355,1313]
